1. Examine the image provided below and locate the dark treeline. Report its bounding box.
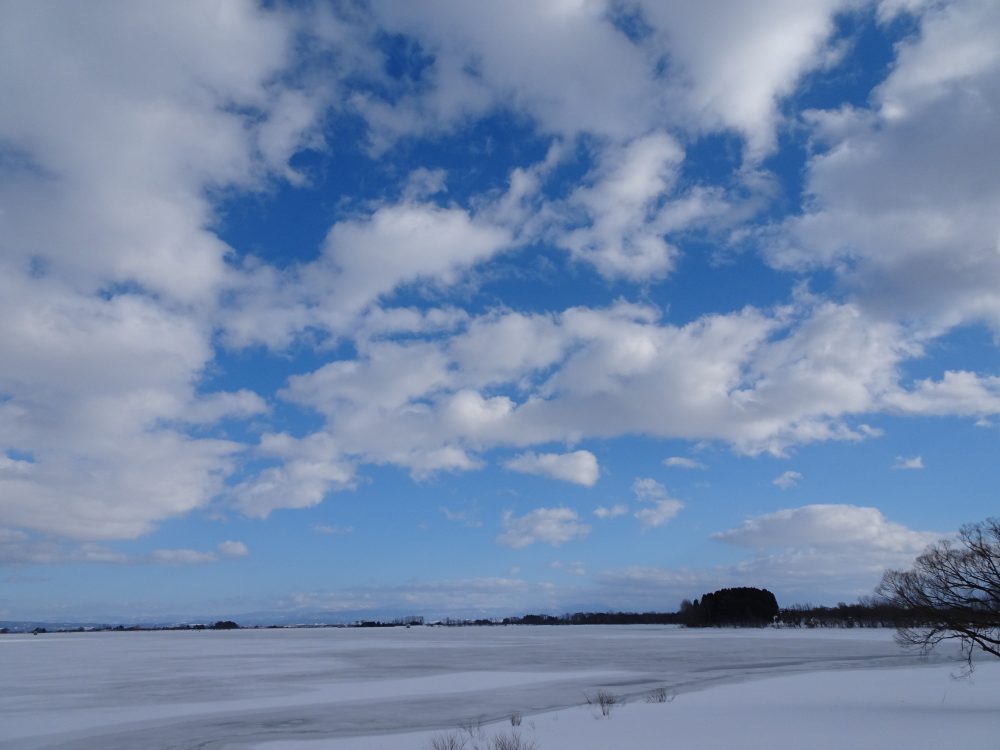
[778,599,931,628]
[4,591,940,634]
[458,588,930,629]
[499,611,685,626]
[481,588,780,627]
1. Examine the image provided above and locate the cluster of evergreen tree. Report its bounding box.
[680,587,779,627]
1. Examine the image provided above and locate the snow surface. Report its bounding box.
[268,662,1000,750]
[0,626,993,749]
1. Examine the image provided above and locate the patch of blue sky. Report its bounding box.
[792,6,907,114]
[215,115,376,266]
[900,323,1000,383]
[652,241,794,324]
[604,1,655,45]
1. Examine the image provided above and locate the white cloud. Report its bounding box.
[594,504,629,520]
[635,501,685,530]
[0,2,296,302]
[231,433,356,519]
[632,477,684,530]
[713,504,938,554]
[640,0,850,156]
[632,477,669,502]
[180,391,269,425]
[695,503,945,601]
[313,203,511,324]
[218,540,249,558]
[771,0,1000,335]
[664,456,706,470]
[504,450,599,487]
[223,202,512,349]
[558,133,684,280]
[0,2,316,541]
[884,371,1000,417]
[4,0,996,556]
[892,455,924,471]
[365,1,850,155]
[0,273,249,539]
[269,297,935,502]
[773,470,803,489]
[496,507,591,549]
[449,311,568,389]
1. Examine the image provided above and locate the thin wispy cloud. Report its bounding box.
[439,506,483,528]
[892,456,924,471]
[772,471,803,490]
[594,504,629,520]
[664,457,706,470]
[632,478,684,530]
[313,524,355,536]
[218,541,249,558]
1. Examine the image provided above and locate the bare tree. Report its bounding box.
[877,517,1000,668]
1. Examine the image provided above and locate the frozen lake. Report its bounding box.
[0,626,961,749]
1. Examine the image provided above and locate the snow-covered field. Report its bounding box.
[1,626,994,749]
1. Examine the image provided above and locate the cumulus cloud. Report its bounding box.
[3,0,997,565]
[773,470,803,489]
[771,0,1000,335]
[496,507,591,549]
[551,504,948,606]
[222,201,512,349]
[557,133,684,280]
[0,2,312,541]
[884,372,1000,417]
[504,450,600,486]
[230,433,356,518]
[713,504,939,554]
[366,0,849,154]
[266,296,943,511]
[677,503,945,601]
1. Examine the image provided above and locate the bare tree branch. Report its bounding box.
[877,518,1000,670]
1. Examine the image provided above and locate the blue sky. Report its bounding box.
[2,0,1000,622]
